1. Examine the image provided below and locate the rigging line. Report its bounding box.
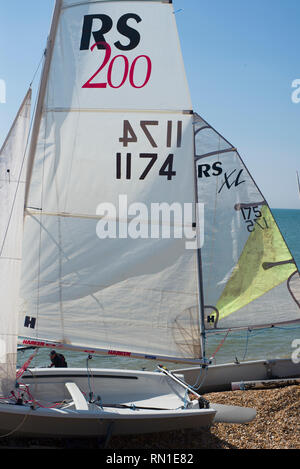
[86,355,96,402]
[189,365,208,392]
[229,325,300,362]
[195,369,208,392]
[272,324,300,331]
[242,329,251,361]
[24,0,63,211]
[206,323,300,341]
[29,51,45,88]
[0,89,35,258]
[16,349,38,380]
[209,329,231,360]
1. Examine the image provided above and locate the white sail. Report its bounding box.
[0,89,31,396]
[193,113,300,332]
[19,1,203,363]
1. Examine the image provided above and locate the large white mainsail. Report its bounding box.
[19,0,203,363]
[0,89,31,396]
[193,113,300,333]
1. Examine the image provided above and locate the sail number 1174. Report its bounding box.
[116,120,182,181]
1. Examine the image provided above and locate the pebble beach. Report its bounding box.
[0,384,298,450]
[106,385,300,450]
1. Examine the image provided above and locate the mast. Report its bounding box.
[192,118,207,362]
[297,171,300,198]
[24,0,63,210]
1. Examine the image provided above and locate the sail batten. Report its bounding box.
[195,148,237,160]
[25,209,195,227]
[44,108,192,114]
[62,0,173,10]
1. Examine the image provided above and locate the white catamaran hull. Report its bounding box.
[0,368,215,438]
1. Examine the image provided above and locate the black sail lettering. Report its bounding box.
[80,14,113,50]
[115,14,142,51]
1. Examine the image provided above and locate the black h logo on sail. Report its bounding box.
[207,315,215,323]
[24,316,36,329]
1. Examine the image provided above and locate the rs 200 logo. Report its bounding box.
[80,13,151,89]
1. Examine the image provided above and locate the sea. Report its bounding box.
[17,208,300,372]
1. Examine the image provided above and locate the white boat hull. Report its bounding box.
[0,368,216,438]
[0,402,215,438]
[173,358,300,393]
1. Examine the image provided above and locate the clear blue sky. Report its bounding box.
[0,0,299,208]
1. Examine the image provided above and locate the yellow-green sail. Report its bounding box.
[216,205,297,320]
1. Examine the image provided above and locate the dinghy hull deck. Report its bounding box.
[0,368,216,438]
[0,402,215,438]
